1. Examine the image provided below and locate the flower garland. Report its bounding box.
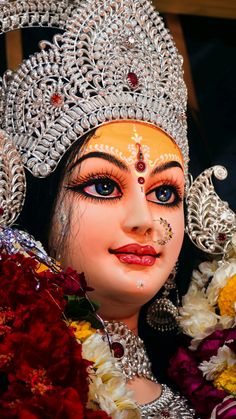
[169,235,236,419]
[70,321,140,418]
[0,232,139,418]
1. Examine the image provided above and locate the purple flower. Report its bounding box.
[198,329,236,361]
[213,396,236,419]
[168,345,227,418]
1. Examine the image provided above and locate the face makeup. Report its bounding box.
[51,121,185,317]
[109,244,160,266]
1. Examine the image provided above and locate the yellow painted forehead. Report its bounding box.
[83,120,183,168]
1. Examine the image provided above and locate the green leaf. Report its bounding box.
[64,296,102,328]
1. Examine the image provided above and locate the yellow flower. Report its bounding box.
[69,321,95,342]
[214,364,236,395]
[218,275,236,317]
[35,262,49,273]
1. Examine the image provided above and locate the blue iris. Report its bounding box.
[156,186,172,202]
[95,180,115,196]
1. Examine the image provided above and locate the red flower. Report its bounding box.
[0,252,109,418]
[40,268,93,297]
[168,345,227,418]
[85,410,110,418]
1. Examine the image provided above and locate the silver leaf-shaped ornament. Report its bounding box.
[0,130,26,226]
[186,165,236,255]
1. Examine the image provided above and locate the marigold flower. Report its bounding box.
[70,321,95,342]
[214,364,236,395]
[218,275,236,317]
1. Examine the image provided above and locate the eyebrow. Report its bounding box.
[150,161,183,176]
[69,151,183,175]
[69,151,130,172]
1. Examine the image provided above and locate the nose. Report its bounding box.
[122,188,153,236]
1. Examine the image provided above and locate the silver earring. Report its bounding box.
[146,264,179,332]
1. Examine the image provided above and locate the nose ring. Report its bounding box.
[150,217,173,245]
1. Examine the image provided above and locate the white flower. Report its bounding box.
[82,333,140,418]
[220,315,236,329]
[191,261,218,289]
[206,261,236,306]
[89,376,139,418]
[179,283,219,340]
[180,310,219,341]
[199,345,236,380]
[199,261,218,277]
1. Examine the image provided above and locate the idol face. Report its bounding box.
[51,121,185,319]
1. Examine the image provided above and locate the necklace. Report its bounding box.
[104,321,196,419]
[104,321,156,381]
[140,384,196,418]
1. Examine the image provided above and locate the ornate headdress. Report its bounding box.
[0,0,188,179]
[0,0,235,256]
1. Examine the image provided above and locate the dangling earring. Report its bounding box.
[146,264,179,332]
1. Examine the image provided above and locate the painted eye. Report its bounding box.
[147,185,179,205]
[84,179,121,198]
[156,186,173,202]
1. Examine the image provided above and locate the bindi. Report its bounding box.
[132,126,146,191]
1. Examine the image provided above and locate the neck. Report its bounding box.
[102,311,139,335]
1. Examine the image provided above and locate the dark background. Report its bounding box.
[0,13,235,209]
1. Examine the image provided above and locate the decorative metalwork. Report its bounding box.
[140,385,196,418]
[0,129,26,226]
[152,217,174,245]
[0,0,188,178]
[105,321,196,418]
[0,225,57,267]
[146,266,179,331]
[104,320,156,382]
[0,0,80,34]
[186,165,236,255]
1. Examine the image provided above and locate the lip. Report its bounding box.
[109,244,158,256]
[109,244,160,266]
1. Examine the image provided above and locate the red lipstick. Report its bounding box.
[109,244,160,266]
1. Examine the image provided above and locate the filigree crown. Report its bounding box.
[0,0,188,178]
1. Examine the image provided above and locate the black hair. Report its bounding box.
[17,130,95,250]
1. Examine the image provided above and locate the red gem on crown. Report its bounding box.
[217,233,227,242]
[161,411,170,417]
[127,72,139,88]
[111,341,124,359]
[135,161,146,172]
[50,93,64,107]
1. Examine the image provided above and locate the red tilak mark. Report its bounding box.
[138,176,145,184]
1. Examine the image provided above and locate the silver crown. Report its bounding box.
[0,0,188,178]
[0,129,26,226]
[0,0,80,34]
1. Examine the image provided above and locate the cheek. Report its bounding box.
[166,208,185,257]
[64,200,120,255]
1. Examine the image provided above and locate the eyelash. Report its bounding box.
[65,172,183,207]
[146,181,183,208]
[65,169,126,203]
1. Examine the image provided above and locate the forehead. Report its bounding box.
[82,121,183,166]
